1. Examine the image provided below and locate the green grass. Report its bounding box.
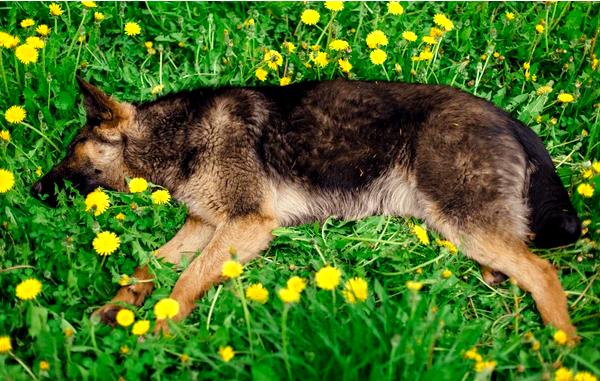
[1,2,599,380]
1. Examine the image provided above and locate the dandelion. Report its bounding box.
[536,85,552,95]
[94,12,105,21]
[315,265,341,290]
[63,328,74,337]
[154,298,180,319]
[0,169,15,193]
[338,58,352,73]
[412,50,434,62]
[280,77,291,86]
[15,44,38,64]
[474,360,496,373]
[433,13,454,31]
[287,276,307,293]
[256,68,268,81]
[39,361,50,371]
[412,225,430,245]
[342,277,368,303]
[180,354,189,363]
[116,309,135,327]
[151,84,164,95]
[329,39,349,51]
[219,346,235,362]
[222,260,243,279]
[575,371,597,381]
[592,162,600,173]
[505,12,515,21]
[429,27,444,38]
[422,36,436,44]
[523,62,530,70]
[406,280,423,291]
[120,345,129,354]
[553,329,568,345]
[131,320,150,335]
[115,212,125,221]
[245,283,269,304]
[577,183,594,198]
[118,274,131,286]
[92,231,120,256]
[26,36,45,49]
[312,51,328,68]
[464,348,483,362]
[583,169,593,179]
[366,30,388,49]
[370,49,387,65]
[81,1,97,8]
[278,287,300,303]
[151,189,171,204]
[36,24,50,36]
[124,22,141,36]
[0,130,9,142]
[531,340,540,351]
[21,19,35,28]
[16,278,42,300]
[301,9,320,25]
[402,31,417,42]
[437,239,458,253]
[85,189,110,216]
[128,177,148,193]
[49,3,63,16]
[557,93,575,103]
[535,24,546,34]
[0,336,12,353]
[388,2,404,15]
[263,49,283,70]
[555,367,573,381]
[283,41,296,53]
[442,269,452,279]
[324,1,343,11]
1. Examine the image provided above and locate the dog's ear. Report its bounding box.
[77,76,126,124]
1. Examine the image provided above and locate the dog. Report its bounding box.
[32,78,581,338]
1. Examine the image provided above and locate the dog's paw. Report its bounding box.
[482,269,508,286]
[93,304,121,326]
[153,319,170,335]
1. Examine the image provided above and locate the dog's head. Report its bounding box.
[32,78,137,206]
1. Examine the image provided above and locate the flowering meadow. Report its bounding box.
[1,2,599,380]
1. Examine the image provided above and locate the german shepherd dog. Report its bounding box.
[32,78,581,338]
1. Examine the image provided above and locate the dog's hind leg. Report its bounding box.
[94,217,215,325]
[154,213,278,332]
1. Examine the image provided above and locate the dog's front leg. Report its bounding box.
[94,217,215,325]
[155,213,278,330]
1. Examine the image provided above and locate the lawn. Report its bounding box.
[0,1,599,380]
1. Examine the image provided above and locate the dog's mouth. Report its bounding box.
[31,171,112,207]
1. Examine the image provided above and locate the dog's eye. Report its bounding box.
[94,169,102,174]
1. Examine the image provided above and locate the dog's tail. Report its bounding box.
[509,120,581,248]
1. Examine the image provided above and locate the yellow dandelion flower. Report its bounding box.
[256,68,268,81]
[406,280,423,291]
[388,2,404,15]
[21,19,35,28]
[436,239,458,254]
[442,269,452,279]
[280,77,291,86]
[464,348,483,362]
[36,24,50,36]
[0,130,10,142]
[422,36,436,44]
[553,329,568,345]
[555,368,573,381]
[412,50,434,62]
[131,320,150,335]
[145,41,153,49]
[536,24,544,33]
[118,274,131,286]
[402,31,417,42]
[115,212,125,221]
[429,27,444,38]
[245,283,269,304]
[0,169,15,193]
[49,3,63,16]
[39,361,50,371]
[154,298,180,319]
[592,162,600,173]
[474,360,496,373]
[94,12,105,21]
[283,41,296,53]
[92,231,120,256]
[219,346,235,362]
[151,189,171,204]
[301,9,320,25]
[536,85,552,95]
[85,189,110,216]
[15,44,38,64]
[338,58,352,73]
[577,183,594,198]
[312,51,328,68]
[120,345,129,354]
[0,336,12,353]
[531,340,541,351]
[63,328,74,337]
[287,276,307,293]
[179,354,189,363]
[329,39,349,51]
[124,22,141,36]
[128,177,148,193]
[366,30,388,49]
[574,371,597,381]
[278,287,301,303]
[412,225,430,245]
[81,1,97,8]
[264,49,283,70]
[315,265,341,290]
[222,260,243,279]
[342,277,368,303]
[26,36,45,49]
[583,169,593,179]
[0,32,11,47]
[324,1,343,12]
[370,49,387,65]
[116,309,135,327]
[505,12,515,21]
[3,35,20,49]
[151,84,164,95]
[523,62,530,70]
[433,13,454,31]
[16,278,42,300]
[557,93,574,103]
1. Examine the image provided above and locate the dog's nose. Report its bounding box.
[32,181,43,195]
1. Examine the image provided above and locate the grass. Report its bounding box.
[1,1,599,380]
